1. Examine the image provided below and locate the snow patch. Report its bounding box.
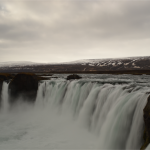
[134,66,140,68]
[118,62,122,65]
[89,64,95,66]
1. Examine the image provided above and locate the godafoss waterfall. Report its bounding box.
[0,73,150,150]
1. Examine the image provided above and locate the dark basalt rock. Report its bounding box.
[0,79,3,93]
[66,74,82,80]
[0,78,3,107]
[0,73,14,80]
[141,95,150,150]
[8,73,38,104]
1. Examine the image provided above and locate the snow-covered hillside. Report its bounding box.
[58,56,150,70]
[0,56,150,72]
[64,56,150,68]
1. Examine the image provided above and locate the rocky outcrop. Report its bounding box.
[0,78,3,107]
[8,73,38,104]
[0,79,3,93]
[67,74,82,80]
[0,73,14,81]
[141,95,150,150]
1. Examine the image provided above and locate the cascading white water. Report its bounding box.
[35,80,147,149]
[1,81,9,113]
[0,74,149,149]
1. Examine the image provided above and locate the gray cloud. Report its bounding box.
[0,0,150,63]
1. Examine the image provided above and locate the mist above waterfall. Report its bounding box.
[0,74,150,149]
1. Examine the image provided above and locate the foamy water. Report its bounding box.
[0,107,99,149]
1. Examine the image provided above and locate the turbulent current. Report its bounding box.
[0,74,150,150]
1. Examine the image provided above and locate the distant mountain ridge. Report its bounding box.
[0,56,150,73]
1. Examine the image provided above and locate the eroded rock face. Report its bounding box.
[0,74,14,81]
[0,79,3,107]
[67,74,82,80]
[8,73,38,104]
[141,95,150,150]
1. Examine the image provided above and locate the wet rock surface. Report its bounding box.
[141,95,150,150]
[0,78,3,107]
[0,73,14,81]
[67,74,82,80]
[8,73,38,104]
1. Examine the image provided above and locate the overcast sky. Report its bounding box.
[0,0,150,63]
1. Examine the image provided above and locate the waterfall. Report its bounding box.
[0,78,148,149]
[35,80,147,149]
[1,81,9,113]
